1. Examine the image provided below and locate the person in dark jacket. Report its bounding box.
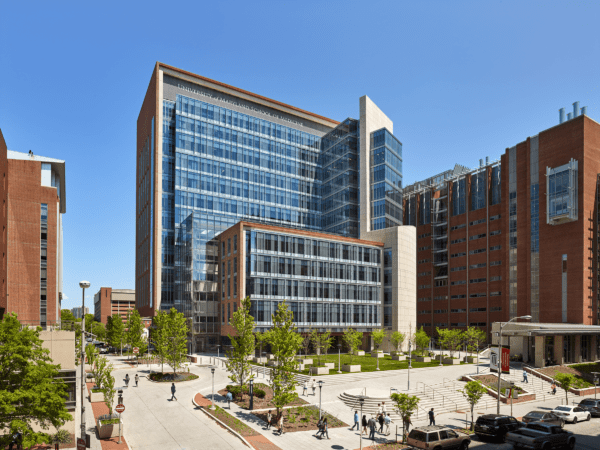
[171,382,177,401]
[378,413,384,433]
[361,415,368,435]
[125,373,130,387]
[368,416,377,440]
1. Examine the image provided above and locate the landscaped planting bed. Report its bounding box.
[472,374,525,393]
[219,383,308,410]
[539,365,595,388]
[149,371,199,382]
[363,443,409,450]
[252,405,347,433]
[203,405,261,437]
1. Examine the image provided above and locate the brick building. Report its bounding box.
[93,287,135,324]
[0,130,7,318]
[406,104,600,351]
[3,149,65,327]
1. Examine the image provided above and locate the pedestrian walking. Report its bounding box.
[315,417,324,439]
[311,379,316,396]
[377,403,382,415]
[361,414,368,435]
[368,416,377,441]
[384,413,391,436]
[428,408,435,426]
[226,391,233,408]
[135,373,139,387]
[125,373,130,387]
[266,410,272,430]
[318,417,330,439]
[403,415,412,434]
[170,382,177,401]
[522,370,528,383]
[303,380,308,396]
[378,413,384,433]
[278,413,284,435]
[382,401,387,414]
[551,382,557,395]
[351,410,359,430]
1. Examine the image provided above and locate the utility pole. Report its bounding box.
[79,281,90,445]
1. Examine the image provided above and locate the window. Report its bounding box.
[419,284,432,289]
[490,245,501,251]
[490,276,502,281]
[547,159,578,224]
[418,232,431,239]
[453,178,466,216]
[470,307,486,312]
[451,308,466,312]
[433,309,448,314]
[491,306,502,312]
[491,166,501,205]
[490,214,501,221]
[490,260,502,266]
[469,248,486,255]
[450,295,466,300]
[490,230,501,236]
[451,252,466,258]
[451,223,465,231]
[227,238,231,256]
[418,258,431,264]
[451,280,466,286]
[490,291,502,296]
[233,235,238,253]
[418,310,431,315]
[469,218,486,226]
[418,271,431,277]
[434,295,448,300]
[451,322,466,326]
[450,266,466,272]
[470,322,486,326]
[470,278,486,284]
[418,297,431,302]
[469,233,486,241]
[470,293,486,298]
[469,263,486,269]
[451,238,466,244]
[418,246,431,251]
[471,171,487,210]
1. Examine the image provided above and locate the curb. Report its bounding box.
[192,395,253,449]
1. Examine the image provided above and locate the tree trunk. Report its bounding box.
[471,405,474,430]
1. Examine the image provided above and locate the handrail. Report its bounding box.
[417,381,458,411]
[443,378,457,391]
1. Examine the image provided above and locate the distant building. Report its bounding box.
[71,306,89,319]
[94,287,135,324]
[0,130,7,318]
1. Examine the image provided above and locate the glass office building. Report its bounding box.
[136,64,415,351]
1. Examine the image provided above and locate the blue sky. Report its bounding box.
[1,1,599,311]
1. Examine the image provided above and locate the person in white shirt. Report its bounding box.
[303,381,308,396]
[311,379,316,396]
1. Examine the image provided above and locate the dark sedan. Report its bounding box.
[521,411,565,428]
[578,398,600,417]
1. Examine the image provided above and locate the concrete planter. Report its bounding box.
[464,356,476,363]
[353,351,365,356]
[96,418,123,439]
[268,354,275,360]
[297,363,305,371]
[390,351,403,356]
[90,389,105,403]
[298,358,313,365]
[323,362,335,369]
[371,351,384,358]
[443,358,461,365]
[253,357,267,363]
[342,364,361,373]
[309,366,329,375]
[392,355,406,361]
[268,360,279,367]
[413,356,431,363]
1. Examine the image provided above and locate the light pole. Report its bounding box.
[249,377,254,411]
[210,366,216,406]
[496,315,531,414]
[318,381,324,419]
[79,280,90,445]
[337,343,342,374]
[408,339,412,391]
[217,344,221,359]
[439,339,443,366]
[262,351,267,378]
[592,372,600,400]
[358,396,365,450]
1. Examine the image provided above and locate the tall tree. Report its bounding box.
[437,328,464,358]
[414,327,430,356]
[554,373,576,405]
[92,321,106,341]
[390,331,405,353]
[464,327,487,357]
[224,297,256,398]
[390,392,420,442]
[254,330,268,359]
[309,329,333,366]
[301,332,311,357]
[84,313,95,334]
[125,310,145,359]
[162,308,189,375]
[458,381,488,430]
[0,314,73,448]
[60,309,75,325]
[93,356,116,415]
[267,300,303,416]
[106,314,125,350]
[342,328,363,365]
[152,311,169,373]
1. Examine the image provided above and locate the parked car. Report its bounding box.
[551,405,591,424]
[99,347,108,354]
[521,411,565,428]
[505,422,575,450]
[577,398,600,417]
[108,347,119,354]
[407,425,470,450]
[474,414,522,441]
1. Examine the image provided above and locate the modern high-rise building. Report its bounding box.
[71,306,89,319]
[136,63,416,351]
[406,104,600,366]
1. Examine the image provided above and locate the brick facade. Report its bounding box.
[94,287,135,325]
[0,130,7,318]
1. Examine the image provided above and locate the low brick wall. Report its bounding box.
[462,375,536,404]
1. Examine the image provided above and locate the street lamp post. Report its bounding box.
[496,315,531,414]
[262,352,267,378]
[337,343,342,373]
[117,389,123,444]
[318,381,324,419]
[592,372,600,400]
[249,378,254,411]
[211,366,216,406]
[358,396,365,450]
[408,340,412,391]
[79,280,90,445]
[439,339,443,367]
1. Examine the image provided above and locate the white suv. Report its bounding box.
[551,405,591,424]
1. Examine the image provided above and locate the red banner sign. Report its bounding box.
[501,346,510,374]
[491,346,510,374]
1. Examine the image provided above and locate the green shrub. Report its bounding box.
[254,388,266,399]
[288,414,296,424]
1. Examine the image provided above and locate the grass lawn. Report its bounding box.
[253,353,468,375]
[539,364,596,389]
[204,405,261,437]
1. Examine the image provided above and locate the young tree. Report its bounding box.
[224,297,256,398]
[152,311,169,373]
[390,392,420,442]
[371,329,385,353]
[94,356,116,414]
[458,380,488,430]
[267,300,303,416]
[437,328,464,358]
[125,310,145,360]
[464,327,487,357]
[106,314,125,350]
[301,332,311,357]
[0,314,73,449]
[414,327,430,356]
[342,328,363,365]
[309,329,333,366]
[162,308,189,375]
[320,330,333,359]
[85,344,99,381]
[92,321,106,341]
[390,331,405,354]
[60,309,75,326]
[554,373,576,404]
[254,330,268,359]
[84,313,95,334]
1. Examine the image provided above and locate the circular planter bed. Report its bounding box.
[149,372,199,382]
[219,383,308,410]
[253,405,347,433]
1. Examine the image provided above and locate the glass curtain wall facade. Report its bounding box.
[246,230,382,331]
[321,119,360,238]
[370,128,403,230]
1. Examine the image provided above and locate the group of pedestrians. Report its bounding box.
[302,379,317,396]
[124,373,139,388]
[265,410,285,434]
[353,402,392,441]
